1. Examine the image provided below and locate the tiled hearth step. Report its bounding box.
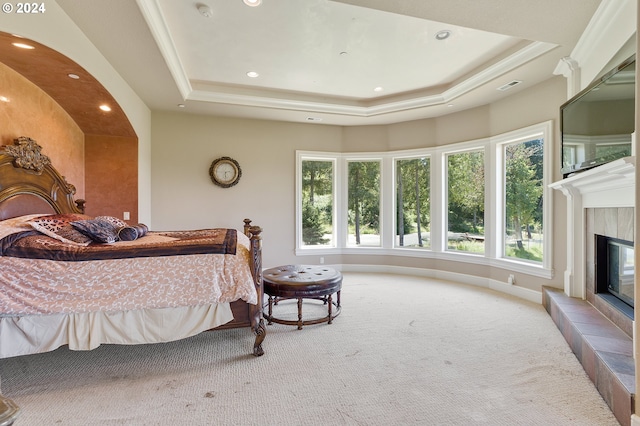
[542,287,634,426]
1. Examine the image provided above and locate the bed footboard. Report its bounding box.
[244,219,266,356]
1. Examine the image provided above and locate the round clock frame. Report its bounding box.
[209,156,242,188]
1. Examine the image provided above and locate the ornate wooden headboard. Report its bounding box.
[0,137,85,220]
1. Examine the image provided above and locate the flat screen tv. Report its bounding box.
[561,55,635,177]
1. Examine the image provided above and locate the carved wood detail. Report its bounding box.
[4,136,51,174]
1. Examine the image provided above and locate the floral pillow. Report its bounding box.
[29,214,94,245]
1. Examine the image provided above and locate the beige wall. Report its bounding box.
[151,75,567,291]
[150,113,343,267]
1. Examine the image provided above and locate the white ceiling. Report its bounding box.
[56,0,603,126]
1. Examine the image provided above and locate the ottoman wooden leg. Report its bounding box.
[267,295,274,325]
[327,294,333,324]
[297,298,303,330]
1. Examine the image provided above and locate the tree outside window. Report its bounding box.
[301,159,333,246]
[447,150,485,253]
[396,157,430,248]
[504,139,543,262]
[347,160,380,247]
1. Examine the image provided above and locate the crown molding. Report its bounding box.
[570,0,636,88]
[189,41,556,118]
[136,0,192,100]
[571,0,635,65]
[138,0,556,118]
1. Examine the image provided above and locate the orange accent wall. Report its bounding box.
[0,62,85,198]
[84,134,138,223]
[1,61,138,221]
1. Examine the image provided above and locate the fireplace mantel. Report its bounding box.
[550,156,635,298]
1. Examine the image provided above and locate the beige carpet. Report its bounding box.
[0,273,619,425]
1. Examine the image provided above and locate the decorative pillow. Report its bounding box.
[134,223,149,238]
[29,214,93,245]
[95,216,128,229]
[116,226,138,242]
[71,219,119,244]
[115,223,149,241]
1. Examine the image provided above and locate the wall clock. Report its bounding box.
[209,156,242,188]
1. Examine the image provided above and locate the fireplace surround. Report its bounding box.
[550,156,635,302]
[548,157,635,424]
[587,209,635,335]
[550,157,635,333]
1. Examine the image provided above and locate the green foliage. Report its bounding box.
[447,240,485,253]
[348,161,380,244]
[302,203,329,245]
[505,139,543,261]
[505,244,543,262]
[447,151,485,234]
[301,160,333,245]
[396,157,430,247]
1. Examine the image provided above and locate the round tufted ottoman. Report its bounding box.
[262,265,342,330]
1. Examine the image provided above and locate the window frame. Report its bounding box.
[295,120,553,279]
[296,152,339,252]
[393,154,432,250]
[443,145,487,256]
[491,122,553,273]
[345,158,383,248]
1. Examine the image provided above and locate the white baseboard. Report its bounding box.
[335,264,542,304]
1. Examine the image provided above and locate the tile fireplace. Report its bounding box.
[548,156,635,425]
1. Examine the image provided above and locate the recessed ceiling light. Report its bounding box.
[197,4,212,18]
[435,30,451,41]
[243,0,262,6]
[374,87,384,92]
[0,96,9,103]
[12,42,34,49]
[68,73,80,80]
[247,71,259,78]
[99,105,111,112]
[178,104,185,108]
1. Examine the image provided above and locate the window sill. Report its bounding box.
[295,247,554,279]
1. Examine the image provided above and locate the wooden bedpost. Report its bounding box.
[244,219,266,356]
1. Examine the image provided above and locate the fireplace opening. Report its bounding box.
[595,234,635,318]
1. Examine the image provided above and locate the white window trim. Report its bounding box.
[295,120,554,280]
[490,121,553,274]
[440,141,489,256]
[344,156,384,248]
[393,153,432,250]
[296,151,340,251]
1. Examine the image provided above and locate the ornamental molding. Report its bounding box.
[3,136,51,174]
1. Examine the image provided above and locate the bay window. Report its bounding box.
[295,121,552,278]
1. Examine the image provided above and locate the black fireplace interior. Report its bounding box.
[595,234,635,318]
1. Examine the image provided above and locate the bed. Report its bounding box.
[0,137,266,420]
